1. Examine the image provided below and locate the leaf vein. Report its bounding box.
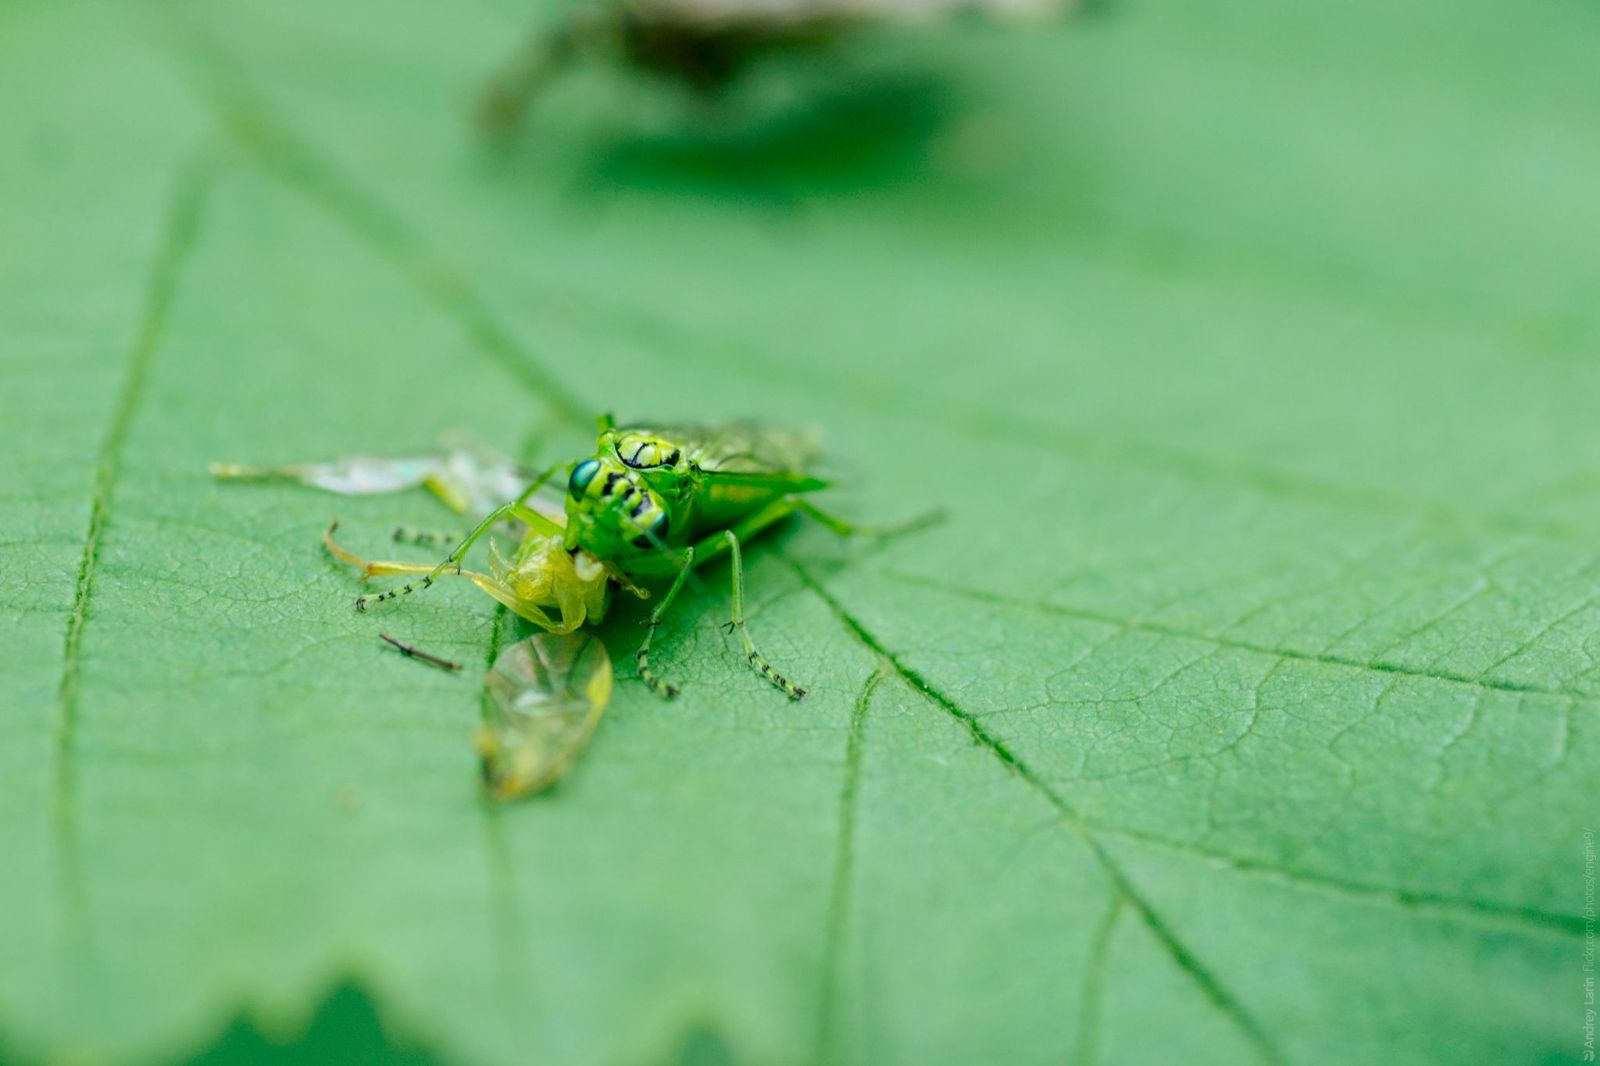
[171,29,590,430]
[787,557,1287,1066]
[52,148,216,953]
[1071,897,1124,1066]
[1093,826,1584,940]
[887,572,1593,702]
[815,666,887,1064]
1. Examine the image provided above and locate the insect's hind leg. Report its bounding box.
[793,500,944,540]
[721,530,806,701]
[632,500,808,700]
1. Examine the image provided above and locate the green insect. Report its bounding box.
[217,416,930,796]
[356,415,899,699]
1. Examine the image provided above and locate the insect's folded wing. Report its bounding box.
[695,470,830,494]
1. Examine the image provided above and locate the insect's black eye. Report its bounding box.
[568,459,602,497]
[631,511,669,549]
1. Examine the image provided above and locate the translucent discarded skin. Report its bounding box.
[478,633,614,800]
[210,437,558,520]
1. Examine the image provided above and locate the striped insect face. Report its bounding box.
[612,432,685,472]
[564,455,672,557]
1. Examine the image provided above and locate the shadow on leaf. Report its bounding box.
[581,70,959,203]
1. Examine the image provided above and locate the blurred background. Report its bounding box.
[4,0,1597,1063]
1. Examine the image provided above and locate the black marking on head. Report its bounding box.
[619,437,683,470]
[568,458,602,497]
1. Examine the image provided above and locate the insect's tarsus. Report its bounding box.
[357,573,435,612]
[634,621,679,699]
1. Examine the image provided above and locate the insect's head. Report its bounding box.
[609,431,686,473]
[563,454,671,556]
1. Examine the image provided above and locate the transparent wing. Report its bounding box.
[477,632,613,800]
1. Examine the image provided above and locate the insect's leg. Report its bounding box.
[681,499,803,567]
[356,500,565,612]
[602,560,651,601]
[379,633,463,671]
[355,504,514,611]
[391,526,469,547]
[325,522,564,629]
[633,548,697,699]
[721,530,805,701]
[793,500,944,540]
[385,456,564,578]
[513,461,568,508]
[326,520,486,583]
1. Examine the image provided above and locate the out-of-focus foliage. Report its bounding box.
[1,0,1595,1063]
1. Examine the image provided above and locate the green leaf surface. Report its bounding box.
[3,0,1596,1063]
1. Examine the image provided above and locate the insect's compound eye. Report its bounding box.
[567,459,602,498]
[630,511,669,549]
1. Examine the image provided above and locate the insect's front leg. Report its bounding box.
[633,550,697,699]
[356,462,567,612]
[326,519,573,631]
[325,522,505,603]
